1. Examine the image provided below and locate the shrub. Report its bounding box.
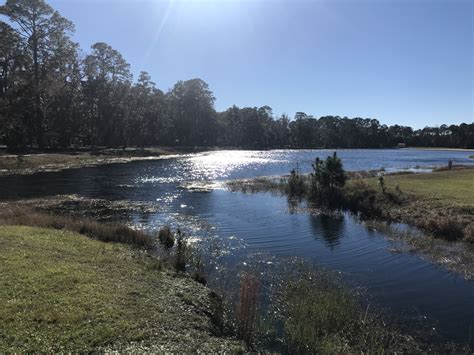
[310,152,347,199]
[158,226,175,249]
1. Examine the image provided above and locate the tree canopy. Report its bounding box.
[1,0,472,150]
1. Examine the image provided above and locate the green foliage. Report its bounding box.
[310,152,347,198]
[282,272,421,354]
[2,0,474,149]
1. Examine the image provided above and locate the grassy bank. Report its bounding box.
[374,169,474,242]
[383,169,474,207]
[0,147,182,176]
[0,225,243,352]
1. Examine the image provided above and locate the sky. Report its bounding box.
[46,0,473,128]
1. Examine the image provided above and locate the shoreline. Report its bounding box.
[1,146,473,177]
[406,147,474,152]
[227,168,474,280]
[0,223,244,352]
[0,148,190,176]
[0,204,464,352]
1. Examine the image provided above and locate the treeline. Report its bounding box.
[1,0,473,151]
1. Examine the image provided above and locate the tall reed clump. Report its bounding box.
[237,273,260,346]
[174,228,187,272]
[0,207,153,248]
[287,167,306,197]
[282,272,421,353]
[417,217,468,242]
[157,226,205,280]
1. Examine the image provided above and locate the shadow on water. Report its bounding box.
[310,213,345,249]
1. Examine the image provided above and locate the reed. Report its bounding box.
[237,273,260,346]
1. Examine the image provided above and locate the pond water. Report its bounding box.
[1,149,474,345]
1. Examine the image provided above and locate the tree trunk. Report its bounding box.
[32,26,43,149]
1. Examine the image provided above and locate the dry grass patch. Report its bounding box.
[0,207,153,248]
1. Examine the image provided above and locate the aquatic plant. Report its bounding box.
[287,168,306,196]
[281,270,421,354]
[418,217,467,242]
[237,273,260,346]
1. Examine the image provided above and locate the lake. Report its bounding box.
[1,148,474,345]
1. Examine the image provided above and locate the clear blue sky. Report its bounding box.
[48,0,473,128]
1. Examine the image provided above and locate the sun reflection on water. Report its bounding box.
[185,150,286,180]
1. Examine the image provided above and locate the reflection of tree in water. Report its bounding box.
[310,213,345,249]
[287,197,299,214]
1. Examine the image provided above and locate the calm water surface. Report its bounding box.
[1,149,473,344]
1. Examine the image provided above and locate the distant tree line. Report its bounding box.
[1,0,473,151]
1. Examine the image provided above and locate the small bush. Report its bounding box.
[310,152,347,198]
[158,226,175,249]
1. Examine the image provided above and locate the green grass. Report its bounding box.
[0,225,242,352]
[384,169,474,206]
[470,155,474,159]
[282,272,421,354]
